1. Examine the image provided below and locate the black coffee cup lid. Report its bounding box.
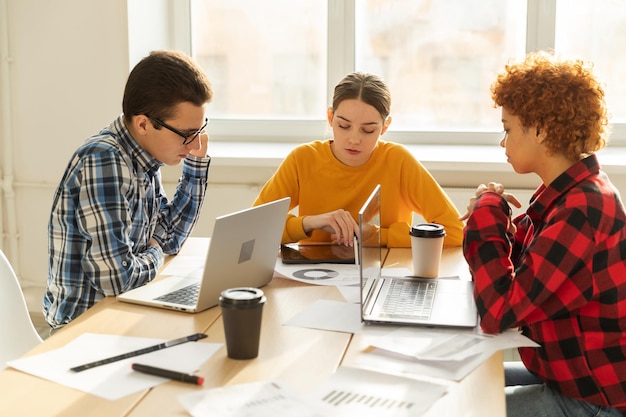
[409,223,446,238]
[219,287,266,306]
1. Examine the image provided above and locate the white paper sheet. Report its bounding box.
[336,284,360,303]
[8,333,222,400]
[159,255,205,277]
[178,367,448,417]
[179,380,332,417]
[284,299,393,336]
[370,331,490,361]
[353,329,539,381]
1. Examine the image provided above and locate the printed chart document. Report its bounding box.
[179,367,447,417]
[311,366,447,417]
[274,262,414,287]
[273,259,359,286]
[179,380,331,417]
[8,333,221,400]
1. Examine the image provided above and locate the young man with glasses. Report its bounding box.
[43,50,213,329]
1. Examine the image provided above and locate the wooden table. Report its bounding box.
[0,239,505,416]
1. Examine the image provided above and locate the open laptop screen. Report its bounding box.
[358,184,383,318]
[357,185,478,328]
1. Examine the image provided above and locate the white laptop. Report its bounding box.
[359,185,477,328]
[118,197,290,313]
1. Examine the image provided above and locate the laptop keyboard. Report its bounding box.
[155,283,199,306]
[380,279,437,319]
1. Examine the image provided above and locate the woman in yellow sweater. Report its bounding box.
[253,72,463,248]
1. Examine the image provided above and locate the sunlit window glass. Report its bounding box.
[190,0,327,119]
[555,0,626,124]
[355,0,526,131]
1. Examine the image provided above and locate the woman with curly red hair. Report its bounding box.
[461,51,626,416]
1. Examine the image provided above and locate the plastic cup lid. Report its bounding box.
[219,287,266,306]
[409,223,446,238]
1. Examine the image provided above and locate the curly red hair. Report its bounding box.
[491,51,610,160]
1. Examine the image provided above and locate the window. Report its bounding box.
[190,0,327,119]
[354,0,525,132]
[181,0,626,146]
[555,0,626,128]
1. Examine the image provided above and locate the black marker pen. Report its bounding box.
[70,333,207,372]
[131,363,204,385]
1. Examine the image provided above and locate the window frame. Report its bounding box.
[171,0,625,147]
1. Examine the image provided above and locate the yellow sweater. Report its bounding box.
[253,140,463,247]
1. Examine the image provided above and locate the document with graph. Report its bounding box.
[178,367,447,417]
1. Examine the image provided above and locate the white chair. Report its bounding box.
[0,249,43,369]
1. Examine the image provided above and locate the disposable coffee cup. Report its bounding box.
[409,223,446,278]
[218,287,266,360]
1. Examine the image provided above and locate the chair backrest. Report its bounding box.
[0,249,43,369]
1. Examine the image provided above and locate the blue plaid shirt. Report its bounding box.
[43,116,210,328]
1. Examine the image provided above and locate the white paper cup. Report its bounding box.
[409,223,445,278]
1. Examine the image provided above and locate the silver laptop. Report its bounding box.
[118,197,290,313]
[359,185,477,327]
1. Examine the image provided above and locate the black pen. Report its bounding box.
[69,333,208,373]
[131,363,204,385]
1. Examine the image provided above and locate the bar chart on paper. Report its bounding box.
[178,368,448,417]
[313,367,448,416]
[322,389,417,411]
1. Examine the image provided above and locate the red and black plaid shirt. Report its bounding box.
[464,154,626,410]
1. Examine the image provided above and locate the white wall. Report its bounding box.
[1,1,626,320]
[1,0,129,313]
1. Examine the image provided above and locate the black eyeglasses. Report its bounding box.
[147,115,208,145]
